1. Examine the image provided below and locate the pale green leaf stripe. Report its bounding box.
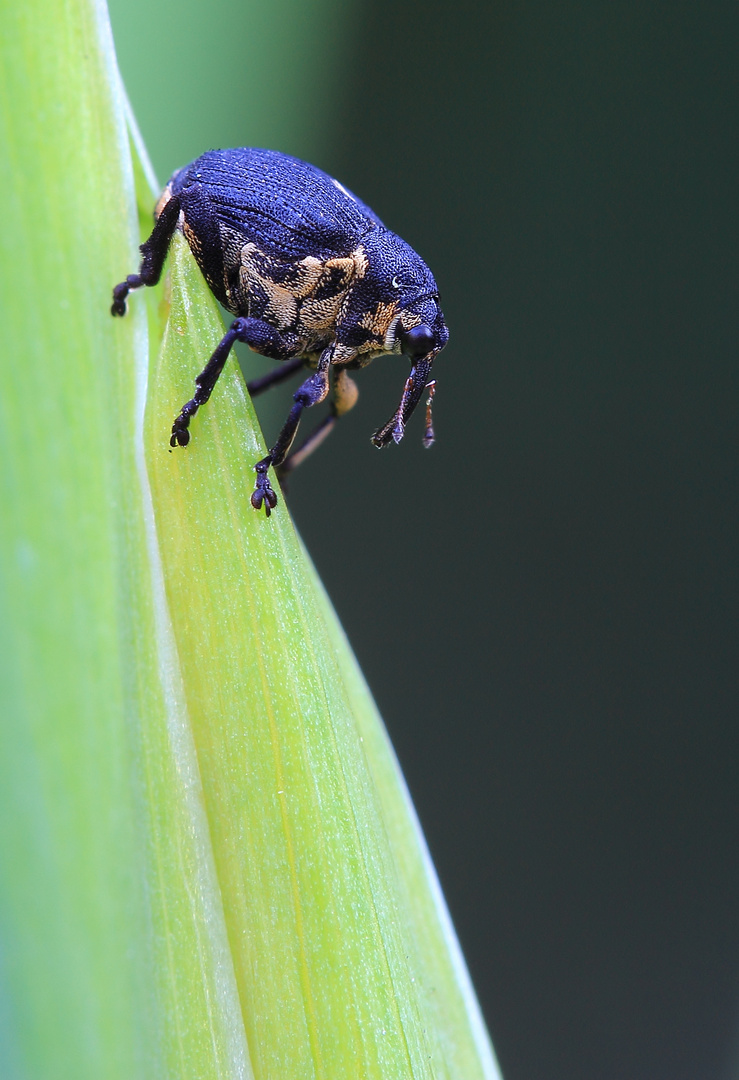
[124,73,253,1080]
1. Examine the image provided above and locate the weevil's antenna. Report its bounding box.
[423,379,437,448]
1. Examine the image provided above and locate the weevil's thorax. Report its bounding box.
[335,228,447,364]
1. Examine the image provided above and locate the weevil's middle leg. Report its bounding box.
[278,367,359,478]
[251,350,337,515]
[278,415,336,478]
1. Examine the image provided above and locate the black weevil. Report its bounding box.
[112,148,449,514]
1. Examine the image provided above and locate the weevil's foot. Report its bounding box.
[111,283,129,317]
[170,401,199,447]
[251,461,278,516]
[170,417,191,448]
[111,274,143,317]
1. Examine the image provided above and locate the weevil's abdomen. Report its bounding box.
[236,245,365,335]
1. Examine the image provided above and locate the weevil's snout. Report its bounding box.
[370,353,438,449]
[371,302,447,449]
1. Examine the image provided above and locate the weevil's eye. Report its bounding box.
[399,323,435,358]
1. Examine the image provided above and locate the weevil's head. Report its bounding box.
[363,231,449,356]
[361,230,449,448]
[392,295,449,362]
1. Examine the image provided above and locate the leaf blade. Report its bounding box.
[144,231,502,1079]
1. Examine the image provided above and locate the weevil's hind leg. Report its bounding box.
[278,367,359,480]
[251,349,339,515]
[246,356,305,398]
[111,193,181,315]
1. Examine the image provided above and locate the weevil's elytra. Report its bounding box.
[111,148,449,515]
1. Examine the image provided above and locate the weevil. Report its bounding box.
[112,148,449,514]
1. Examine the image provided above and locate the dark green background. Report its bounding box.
[109,2,739,1077]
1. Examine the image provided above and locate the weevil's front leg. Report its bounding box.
[251,348,335,515]
[171,317,302,447]
[111,194,182,315]
[279,367,359,478]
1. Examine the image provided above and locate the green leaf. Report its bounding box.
[0,1,502,1077]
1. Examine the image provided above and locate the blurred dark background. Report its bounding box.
[109,1,739,1077]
